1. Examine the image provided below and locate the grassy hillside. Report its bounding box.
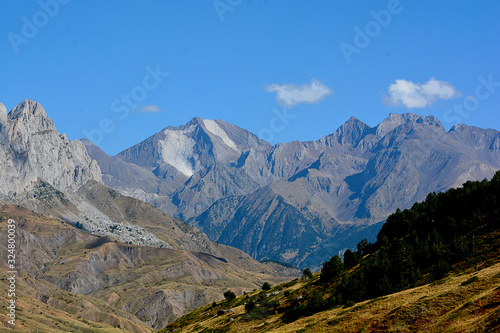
[160,171,500,332]
[0,205,293,332]
[160,260,500,332]
[0,204,152,332]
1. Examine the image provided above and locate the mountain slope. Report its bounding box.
[161,171,500,332]
[0,205,293,331]
[189,185,382,268]
[87,118,271,220]
[161,260,500,333]
[90,112,500,268]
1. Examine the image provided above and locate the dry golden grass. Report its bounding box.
[167,261,500,333]
[0,273,151,332]
[0,204,293,332]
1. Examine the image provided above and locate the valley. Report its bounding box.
[0,99,498,331]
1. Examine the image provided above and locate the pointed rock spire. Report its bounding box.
[0,100,102,197]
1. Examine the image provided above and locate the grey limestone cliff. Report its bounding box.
[0,100,102,198]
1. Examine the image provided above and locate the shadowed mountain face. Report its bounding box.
[86,112,500,268]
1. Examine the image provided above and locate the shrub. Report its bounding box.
[245,300,256,312]
[302,267,313,280]
[223,290,236,301]
[461,276,479,286]
[344,300,355,307]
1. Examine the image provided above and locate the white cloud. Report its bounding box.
[138,104,161,113]
[384,78,461,108]
[266,79,333,108]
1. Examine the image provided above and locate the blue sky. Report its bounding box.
[1,0,499,155]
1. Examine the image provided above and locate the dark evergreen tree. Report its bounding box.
[343,249,357,269]
[320,255,343,283]
[223,290,236,301]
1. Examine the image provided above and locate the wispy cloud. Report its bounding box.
[266,79,333,108]
[137,104,161,113]
[383,78,461,108]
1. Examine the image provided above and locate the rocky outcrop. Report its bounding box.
[0,100,102,198]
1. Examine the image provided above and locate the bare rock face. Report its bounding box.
[110,117,272,219]
[0,100,102,198]
[98,112,500,268]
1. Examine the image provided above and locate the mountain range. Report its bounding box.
[0,100,297,330]
[1,99,499,330]
[84,110,500,268]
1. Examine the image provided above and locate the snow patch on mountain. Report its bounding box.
[202,119,238,150]
[159,127,198,177]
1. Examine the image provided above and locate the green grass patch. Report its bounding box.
[460,301,473,310]
[461,276,479,286]
[446,313,461,322]
[327,317,343,326]
[430,277,449,286]
[367,296,388,304]
[352,304,367,312]
[343,300,355,308]
[388,306,402,316]
[200,327,231,333]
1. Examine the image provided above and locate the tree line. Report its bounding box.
[283,171,500,322]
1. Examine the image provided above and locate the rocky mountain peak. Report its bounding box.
[343,116,368,129]
[401,113,444,129]
[0,100,102,198]
[375,113,406,137]
[187,116,204,126]
[376,113,444,138]
[324,116,372,146]
[8,99,48,119]
[8,99,57,133]
[118,116,271,180]
[449,123,469,133]
[7,100,57,148]
[449,123,500,151]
